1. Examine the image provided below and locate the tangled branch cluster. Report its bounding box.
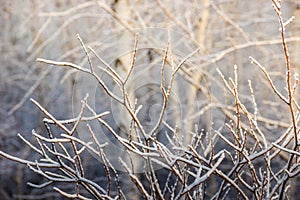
[1,0,299,199]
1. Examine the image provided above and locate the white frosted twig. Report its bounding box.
[27,181,53,189]
[272,143,300,156]
[53,187,93,200]
[77,34,94,73]
[31,98,71,134]
[119,158,151,199]
[124,33,139,85]
[17,133,43,155]
[43,111,110,124]
[88,46,123,86]
[249,56,288,104]
[0,150,60,168]
[206,37,300,67]
[36,58,123,104]
[181,152,225,195]
[32,131,70,143]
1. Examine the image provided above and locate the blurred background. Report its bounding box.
[0,0,299,199]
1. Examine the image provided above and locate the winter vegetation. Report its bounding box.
[0,0,300,199]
